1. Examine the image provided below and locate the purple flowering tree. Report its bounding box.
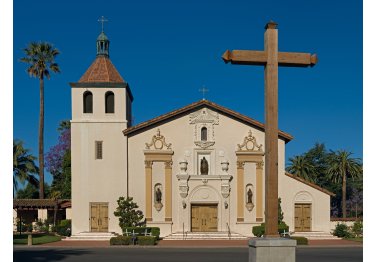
[45,121,71,198]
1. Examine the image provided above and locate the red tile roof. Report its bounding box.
[285,172,335,196]
[13,199,71,209]
[78,56,124,83]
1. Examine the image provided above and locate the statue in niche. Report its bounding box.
[200,157,209,175]
[155,187,162,203]
[154,185,163,211]
[247,188,253,204]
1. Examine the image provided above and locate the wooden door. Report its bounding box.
[90,203,108,232]
[191,204,218,232]
[294,204,311,232]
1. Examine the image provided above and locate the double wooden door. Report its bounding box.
[191,204,218,232]
[90,203,108,232]
[294,203,311,232]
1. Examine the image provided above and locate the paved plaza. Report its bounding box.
[14,246,363,262]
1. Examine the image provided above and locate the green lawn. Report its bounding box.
[13,233,62,245]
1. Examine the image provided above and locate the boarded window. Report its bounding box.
[105,91,114,113]
[95,141,103,159]
[83,91,93,113]
[201,127,207,141]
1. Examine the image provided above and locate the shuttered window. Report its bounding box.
[95,141,103,159]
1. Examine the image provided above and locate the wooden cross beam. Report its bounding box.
[222,21,317,238]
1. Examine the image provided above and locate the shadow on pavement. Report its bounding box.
[14,248,92,262]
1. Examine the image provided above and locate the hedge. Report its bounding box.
[137,236,157,245]
[252,222,289,237]
[56,220,71,236]
[110,236,132,245]
[123,227,160,239]
[290,236,308,245]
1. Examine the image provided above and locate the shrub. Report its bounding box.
[150,227,160,239]
[252,223,289,237]
[252,225,264,237]
[114,196,144,230]
[56,219,71,236]
[137,236,156,245]
[333,223,353,238]
[352,221,363,237]
[110,236,132,245]
[290,236,308,245]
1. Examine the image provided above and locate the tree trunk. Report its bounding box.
[342,172,347,218]
[39,77,45,199]
[54,202,58,227]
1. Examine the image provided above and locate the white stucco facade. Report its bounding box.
[71,91,332,237]
[70,34,333,237]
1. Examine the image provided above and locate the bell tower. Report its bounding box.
[70,21,133,235]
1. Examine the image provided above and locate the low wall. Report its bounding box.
[329,218,359,231]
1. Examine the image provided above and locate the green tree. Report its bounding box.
[326,150,362,218]
[304,143,329,187]
[278,197,284,224]
[20,42,60,199]
[16,183,51,199]
[13,140,39,197]
[50,190,62,226]
[286,155,317,182]
[114,197,144,230]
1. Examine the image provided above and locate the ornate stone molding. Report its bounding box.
[145,129,172,150]
[189,108,219,124]
[256,161,264,169]
[145,160,153,168]
[194,141,215,149]
[221,181,231,198]
[237,130,263,151]
[237,161,245,169]
[190,108,219,149]
[164,160,173,169]
[177,174,189,198]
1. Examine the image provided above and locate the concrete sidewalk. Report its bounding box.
[40,238,362,248]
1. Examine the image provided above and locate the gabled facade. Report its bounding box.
[70,32,333,237]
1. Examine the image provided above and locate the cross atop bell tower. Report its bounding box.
[98,16,108,32]
[96,16,110,57]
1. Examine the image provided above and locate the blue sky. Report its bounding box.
[13,0,362,185]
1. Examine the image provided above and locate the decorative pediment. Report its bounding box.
[237,130,263,152]
[190,108,219,149]
[189,108,219,125]
[145,129,172,150]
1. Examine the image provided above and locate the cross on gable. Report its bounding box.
[98,16,108,32]
[199,86,209,100]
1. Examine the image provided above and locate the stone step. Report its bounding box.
[290,231,339,240]
[64,232,117,241]
[163,231,249,240]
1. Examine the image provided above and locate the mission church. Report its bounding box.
[70,29,334,238]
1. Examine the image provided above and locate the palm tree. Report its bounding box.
[326,150,362,218]
[20,42,60,199]
[286,155,317,182]
[13,140,39,197]
[50,190,62,227]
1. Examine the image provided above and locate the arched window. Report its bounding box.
[105,91,114,113]
[201,127,207,141]
[83,91,93,113]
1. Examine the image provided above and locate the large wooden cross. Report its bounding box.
[222,21,317,237]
